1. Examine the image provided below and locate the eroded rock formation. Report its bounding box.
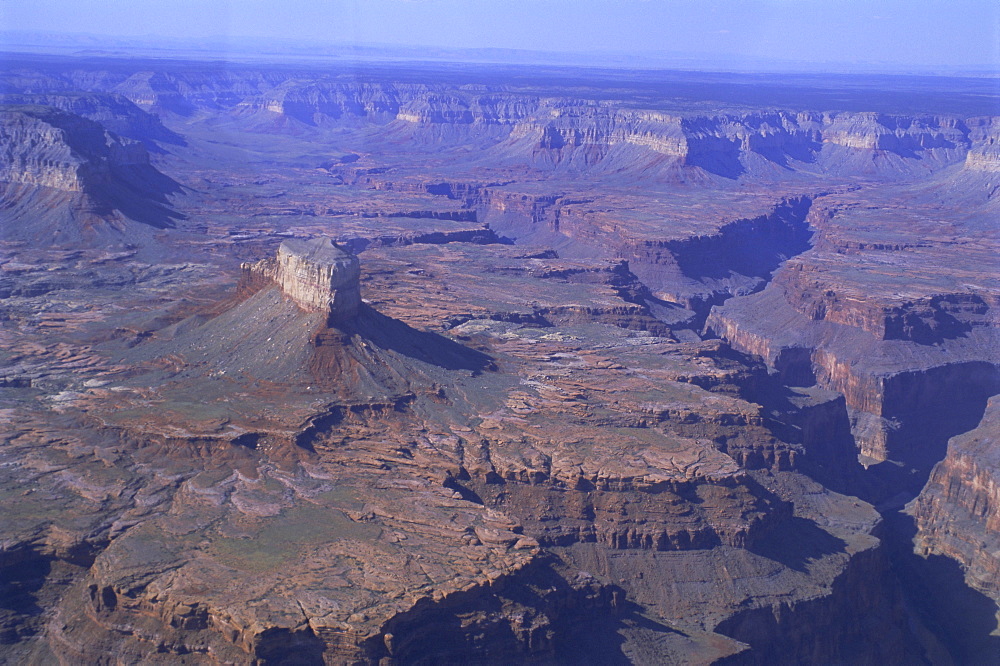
[0,103,182,243]
[0,105,147,192]
[911,396,1000,596]
[242,237,362,323]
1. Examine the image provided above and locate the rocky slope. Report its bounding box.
[4,55,988,184]
[0,105,146,192]
[704,167,999,472]
[230,81,976,181]
[0,104,182,243]
[0,235,931,664]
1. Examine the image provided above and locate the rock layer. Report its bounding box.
[242,237,362,323]
[911,396,1000,596]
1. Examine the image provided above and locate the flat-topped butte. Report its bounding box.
[243,237,362,323]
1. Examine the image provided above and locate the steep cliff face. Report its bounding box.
[0,105,140,192]
[4,62,981,184]
[701,156,998,477]
[820,113,966,156]
[113,70,201,116]
[3,231,919,664]
[642,197,814,313]
[734,339,999,446]
[464,436,784,552]
[706,284,999,471]
[895,396,1000,663]
[154,73,982,183]
[848,361,999,467]
[473,188,563,239]
[0,105,182,242]
[234,80,409,127]
[242,237,362,323]
[777,261,996,344]
[2,54,997,664]
[397,92,541,127]
[964,117,1000,172]
[232,80,542,138]
[0,92,182,146]
[911,396,1000,597]
[713,541,917,665]
[479,192,814,323]
[490,108,970,180]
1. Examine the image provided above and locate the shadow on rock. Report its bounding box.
[747,516,848,573]
[862,363,999,502]
[0,549,51,644]
[374,556,679,665]
[886,510,1000,664]
[255,626,327,666]
[347,305,496,374]
[552,594,686,666]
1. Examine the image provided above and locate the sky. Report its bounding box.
[1,0,998,72]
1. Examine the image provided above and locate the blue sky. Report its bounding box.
[1,0,998,70]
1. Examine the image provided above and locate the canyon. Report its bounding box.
[0,52,997,664]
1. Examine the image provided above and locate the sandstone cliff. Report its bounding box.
[0,104,182,242]
[242,237,362,323]
[0,92,182,146]
[964,117,1000,172]
[0,105,147,192]
[100,68,982,183]
[3,58,988,186]
[911,396,1000,597]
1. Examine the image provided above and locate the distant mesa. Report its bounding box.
[0,103,184,243]
[0,91,186,148]
[241,237,362,324]
[964,118,1000,172]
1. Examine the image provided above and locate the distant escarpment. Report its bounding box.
[219,79,983,181]
[3,63,986,183]
[2,55,997,665]
[0,92,183,147]
[232,80,412,127]
[0,104,183,242]
[964,117,1000,172]
[493,109,971,180]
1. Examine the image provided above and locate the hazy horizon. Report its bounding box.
[1,0,998,75]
